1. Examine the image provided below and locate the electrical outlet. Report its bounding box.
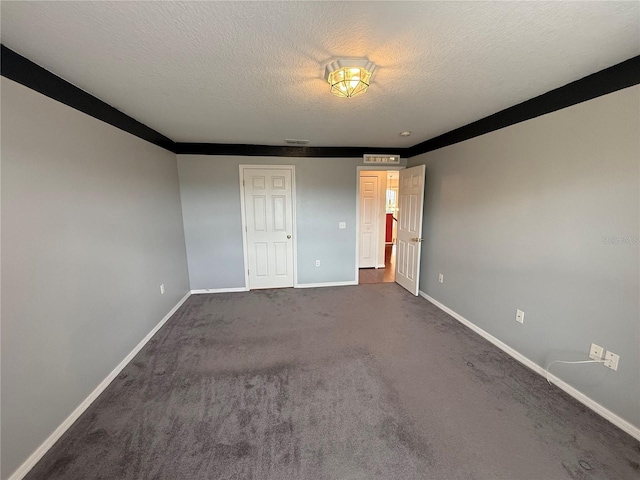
[438,274,444,283]
[589,343,604,361]
[515,309,524,324]
[339,222,346,229]
[160,283,165,295]
[604,351,619,371]
[315,260,320,267]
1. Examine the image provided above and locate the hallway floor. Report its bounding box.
[358,244,395,284]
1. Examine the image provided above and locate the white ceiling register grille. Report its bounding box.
[363,154,400,164]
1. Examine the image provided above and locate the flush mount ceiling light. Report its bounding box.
[324,58,376,98]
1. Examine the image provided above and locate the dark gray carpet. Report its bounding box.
[27,284,639,479]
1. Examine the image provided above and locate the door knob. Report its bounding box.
[411,237,424,242]
[287,235,292,239]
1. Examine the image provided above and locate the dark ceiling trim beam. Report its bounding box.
[1,44,176,152]
[0,44,397,159]
[173,142,407,158]
[407,55,640,158]
[3,44,638,159]
[0,43,403,159]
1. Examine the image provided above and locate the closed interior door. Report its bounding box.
[243,168,294,289]
[395,164,425,295]
[359,175,379,268]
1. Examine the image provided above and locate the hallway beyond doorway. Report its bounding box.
[359,244,395,284]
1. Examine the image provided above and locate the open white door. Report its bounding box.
[241,167,295,289]
[395,164,425,296]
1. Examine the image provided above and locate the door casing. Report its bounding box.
[239,165,298,290]
[358,174,381,268]
[355,166,405,283]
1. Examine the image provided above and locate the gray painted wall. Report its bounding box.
[1,78,190,478]
[409,86,640,429]
[177,156,406,289]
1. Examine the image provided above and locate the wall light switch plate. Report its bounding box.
[160,284,165,295]
[589,343,604,361]
[604,351,619,371]
[515,309,524,324]
[438,274,444,283]
[339,222,346,229]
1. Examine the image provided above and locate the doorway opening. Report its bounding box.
[358,170,399,284]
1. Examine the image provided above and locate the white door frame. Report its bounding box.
[358,173,382,269]
[355,165,405,284]
[239,165,298,290]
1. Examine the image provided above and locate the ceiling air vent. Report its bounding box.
[285,139,310,145]
[363,154,400,164]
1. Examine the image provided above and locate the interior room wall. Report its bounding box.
[1,78,191,478]
[177,156,407,289]
[408,85,640,430]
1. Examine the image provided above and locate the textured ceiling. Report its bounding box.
[1,1,639,148]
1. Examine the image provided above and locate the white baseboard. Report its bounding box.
[295,280,358,289]
[418,291,640,442]
[190,287,248,294]
[8,291,192,480]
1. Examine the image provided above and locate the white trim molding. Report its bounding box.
[8,292,192,480]
[239,165,298,291]
[355,165,405,284]
[418,291,640,442]
[190,287,248,294]
[295,280,358,289]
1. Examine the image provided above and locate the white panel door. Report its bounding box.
[243,168,294,289]
[395,165,426,296]
[359,175,379,268]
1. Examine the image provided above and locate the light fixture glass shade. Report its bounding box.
[324,58,376,98]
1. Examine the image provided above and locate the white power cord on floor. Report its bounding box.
[544,359,608,385]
